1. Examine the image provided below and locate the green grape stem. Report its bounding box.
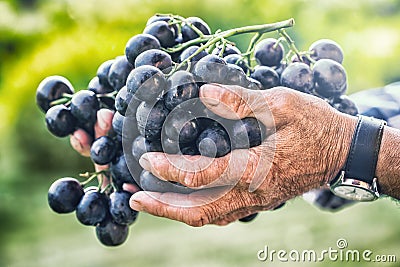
[243,32,262,68]
[80,170,108,187]
[278,29,302,61]
[165,18,294,76]
[100,183,112,194]
[49,92,73,106]
[166,18,294,54]
[97,90,118,99]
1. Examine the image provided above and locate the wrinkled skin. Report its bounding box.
[128,84,357,226]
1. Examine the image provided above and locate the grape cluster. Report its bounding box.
[36,14,357,246]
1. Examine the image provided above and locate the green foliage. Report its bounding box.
[0,0,400,266]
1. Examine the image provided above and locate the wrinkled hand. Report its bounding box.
[129,84,358,226]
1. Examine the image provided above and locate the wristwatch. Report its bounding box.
[329,115,386,201]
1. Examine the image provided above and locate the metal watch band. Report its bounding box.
[343,115,386,184]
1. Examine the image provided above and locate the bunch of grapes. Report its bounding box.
[36,14,357,246]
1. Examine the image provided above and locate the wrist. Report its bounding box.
[324,113,358,185]
[376,126,400,199]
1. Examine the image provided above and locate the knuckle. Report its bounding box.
[269,87,299,109]
[222,87,248,115]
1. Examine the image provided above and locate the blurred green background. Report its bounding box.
[1,0,400,266]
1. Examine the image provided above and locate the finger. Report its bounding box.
[200,84,275,128]
[129,191,213,227]
[122,183,141,193]
[129,189,244,227]
[139,149,261,188]
[213,219,230,226]
[70,129,92,157]
[94,109,114,139]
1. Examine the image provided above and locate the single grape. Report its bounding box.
[197,123,231,158]
[131,135,163,161]
[163,109,200,143]
[115,86,135,116]
[331,95,358,116]
[70,90,100,127]
[179,45,209,64]
[87,76,115,110]
[48,177,84,214]
[139,170,194,193]
[254,38,284,67]
[146,14,179,38]
[126,65,167,103]
[90,136,117,165]
[250,66,280,89]
[134,49,172,73]
[245,77,263,90]
[223,64,248,87]
[75,191,109,226]
[109,191,139,225]
[108,55,134,91]
[313,59,347,98]
[224,54,249,73]
[163,70,199,111]
[212,44,241,57]
[96,216,129,247]
[231,117,266,149]
[239,213,258,222]
[45,105,77,138]
[110,154,140,186]
[136,100,169,141]
[112,111,125,138]
[161,136,180,154]
[143,21,175,48]
[280,62,314,93]
[125,33,161,65]
[193,54,227,83]
[88,76,114,94]
[36,75,75,113]
[309,39,344,64]
[181,17,211,42]
[97,59,114,88]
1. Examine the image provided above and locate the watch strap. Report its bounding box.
[344,115,386,184]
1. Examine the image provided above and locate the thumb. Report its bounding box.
[199,84,274,128]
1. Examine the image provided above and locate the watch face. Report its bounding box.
[333,185,375,201]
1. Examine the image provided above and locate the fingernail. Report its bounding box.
[98,115,109,130]
[70,135,83,152]
[201,84,221,106]
[139,154,151,171]
[130,194,143,211]
[123,183,140,193]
